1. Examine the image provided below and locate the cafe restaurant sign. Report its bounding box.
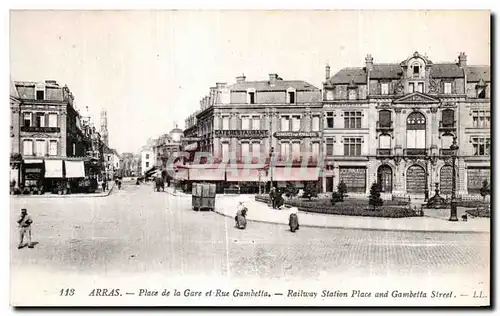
[214,130,268,138]
[274,131,320,138]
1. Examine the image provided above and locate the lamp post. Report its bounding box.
[269,146,274,190]
[449,136,459,222]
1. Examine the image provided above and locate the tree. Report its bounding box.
[285,181,299,198]
[337,180,348,201]
[369,182,384,211]
[302,182,318,201]
[480,179,490,202]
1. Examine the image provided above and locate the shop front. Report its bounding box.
[22,159,44,193]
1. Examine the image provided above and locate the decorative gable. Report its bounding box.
[393,92,440,104]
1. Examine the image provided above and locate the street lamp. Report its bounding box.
[449,136,459,222]
[268,146,274,191]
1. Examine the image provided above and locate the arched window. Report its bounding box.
[406,112,426,149]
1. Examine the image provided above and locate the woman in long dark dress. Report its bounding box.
[235,202,248,229]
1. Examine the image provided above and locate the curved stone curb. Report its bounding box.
[211,208,489,235]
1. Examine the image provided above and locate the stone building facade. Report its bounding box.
[322,52,490,198]
[185,73,323,192]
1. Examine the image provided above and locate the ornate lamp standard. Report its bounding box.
[449,136,459,222]
[268,147,274,190]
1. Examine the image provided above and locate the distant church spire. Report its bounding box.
[100,109,109,147]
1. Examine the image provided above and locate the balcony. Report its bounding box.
[404,148,427,157]
[377,148,393,157]
[439,120,456,132]
[21,126,60,133]
[376,121,393,131]
[440,149,454,157]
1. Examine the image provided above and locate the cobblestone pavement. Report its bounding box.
[10,184,490,282]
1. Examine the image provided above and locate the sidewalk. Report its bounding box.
[213,196,490,234]
[10,182,115,199]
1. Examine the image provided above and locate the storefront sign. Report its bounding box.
[339,167,366,192]
[181,137,201,142]
[214,130,268,138]
[274,131,320,138]
[467,167,490,193]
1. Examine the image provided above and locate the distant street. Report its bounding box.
[10,183,489,283]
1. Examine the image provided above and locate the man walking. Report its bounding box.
[17,208,33,249]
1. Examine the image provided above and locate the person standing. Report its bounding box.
[270,186,276,209]
[17,208,33,249]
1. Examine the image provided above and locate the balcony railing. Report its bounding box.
[439,120,456,131]
[440,149,454,157]
[404,148,428,156]
[21,126,60,133]
[376,121,393,131]
[377,148,392,156]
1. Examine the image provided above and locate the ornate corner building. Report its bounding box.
[322,52,490,199]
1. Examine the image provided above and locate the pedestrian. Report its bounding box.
[102,179,107,192]
[17,208,33,249]
[288,207,300,232]
[234,202,248,229]
[118,179,122,190]
[270,186,276,209]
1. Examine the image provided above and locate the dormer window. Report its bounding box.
[413,65,420,76]
[288,91,295,104]
[348,89,357,100]
[478,88,486,99]
[248,92,255,104]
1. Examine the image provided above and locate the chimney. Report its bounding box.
[325,64,330,80]
[45,80,58,86]
[365,54,374,72]
[458,52,467,68]
[209,87,217,105]
[236,74,246,83]
[216,82,227,90]
[269,73,278,86]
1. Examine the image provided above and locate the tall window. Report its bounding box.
[444,82,452,94]
[477,87,486,99]
[311,142,320,158]
[146,154,149,159]
[251,142,260,155]
[472,137,490,156]
[23,112,32,127]
[48,113,58,127]
[49,140,57,156]
[291,142,301,160]
[441,109,455,127]
[472,111,490,128]
[379,134,391,149]
[222,143,230,162]
[348,89,357,100]
[326,91,334,101]
[280,142,290,160]
[252,116,260,130]
[413,64,420,77]
[248,92,255,104]
[281,116,290,132]
[408,83,415,93]
[23,140,33,156]
[326,112,334,128]
[35,113,45,127]
[326,138,334,156]
[381,83,389,95]
[441,134,453,150]
[36,89,44,100]
[379,110,392,127]
[222,116,230,130]
[312,116,320,131]
[241,116,250,130]
[291,115,301,131]
[146,162,149,168]
[36,140,46,156]
[343,138,362,156]
[344,111,362,129]
[241,142,250,158]
[406,112,426,148]
[417,82,424,93]
[288,91,295,104]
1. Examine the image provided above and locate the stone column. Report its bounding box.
[394,108,403,155]
[458,158,467,196]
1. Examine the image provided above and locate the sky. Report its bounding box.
[10,10,490,154]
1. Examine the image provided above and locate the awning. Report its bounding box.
[273,167,320,182]
[226,169,269,182]
[65,160,85,178]
[45,160,63,178]
[189,168,225,181]
[24,159,43,164]
[145,166,157,176]
[184,143,198,151]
